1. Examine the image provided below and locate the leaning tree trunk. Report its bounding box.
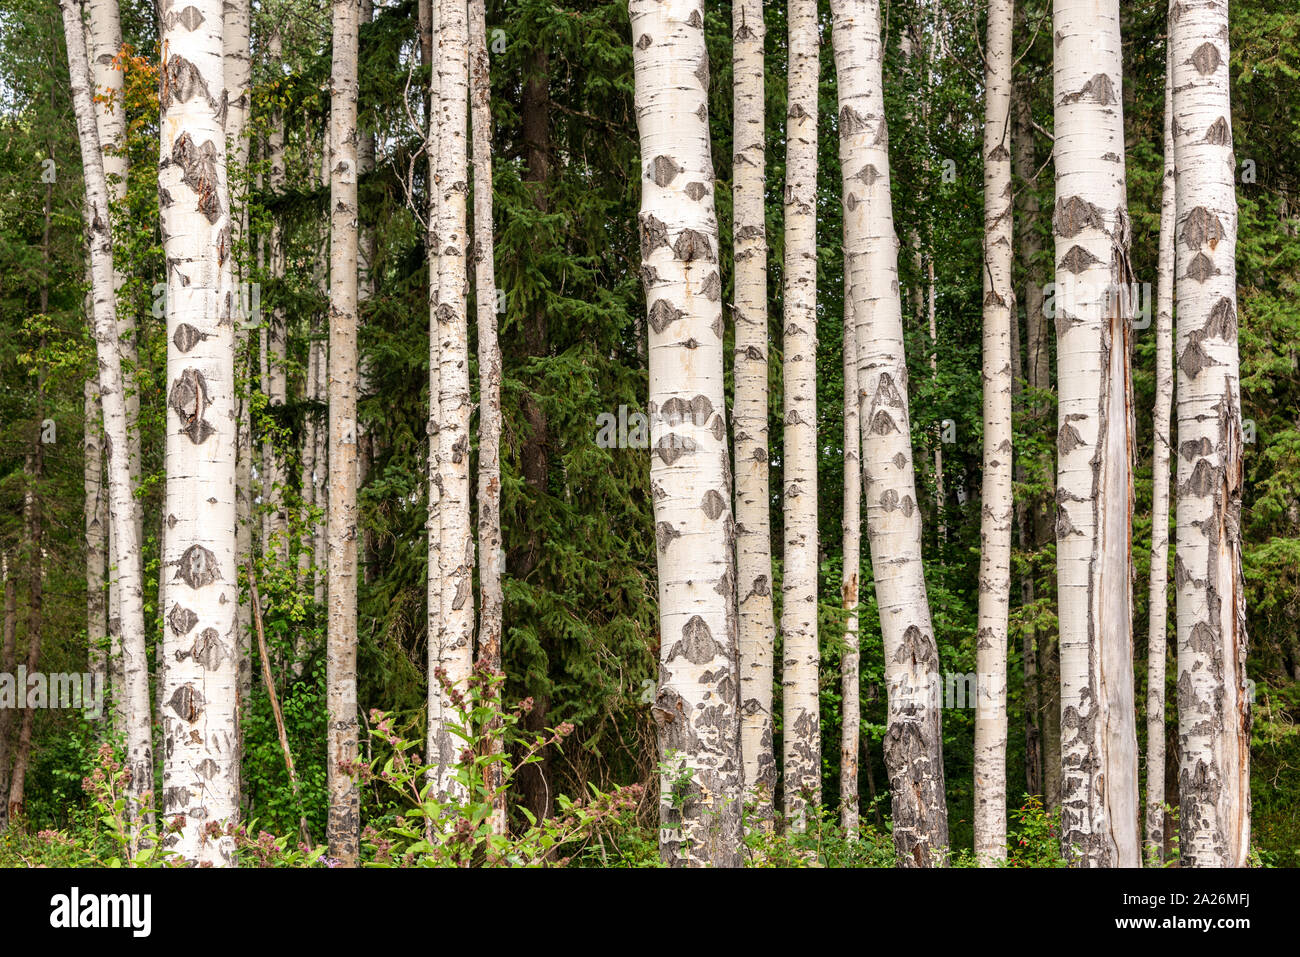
[1052,0,1139,868]
[326,0,362,866]
[1146,38,1175,865]
[780,0,821,833]
[62,1,155,843]
[974,0,1013,866]
[832,0,949,867]
[732,0,776,830]
[1171,0,1250,869]
[469,0,506,837]
[429,0,474,805]
[156,0,240,865]
[631,0,743,867]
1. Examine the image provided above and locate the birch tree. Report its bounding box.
[469,0,505,836]
[974,0,1013,865]
[262,21,289,564]
[840,283,862,838]
[156,0,240,865]
[833,0,949,867]
[327,0,362,865]
[631,0,743,867]
[85,380,108,697]
[732,0,776,828]
[1146,36,1176,863]
[1052,0,1139,867]
[1171,0,1250,868]
[428,0,474,804]
[61,0,154,841]
[781,0,821,831]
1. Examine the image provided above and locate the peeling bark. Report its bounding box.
[1052,0,1140,867]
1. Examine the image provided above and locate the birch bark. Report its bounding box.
[327,0,362,865]
[156,0,240,865]
[974,0,1013,865]
[833,0,949,866]
[732,0,776,828]
[1052,0,1139,867]
[1171,0,1250,868]
[780,0,821,831]
[632,0,743,866]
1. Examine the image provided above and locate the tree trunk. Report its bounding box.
[327,0,362,866]
[780,0,821,832]
[0,559,17,828]
[1171,0,1250,868]
[469,0,505,837]
[974,0,1014,866]
[429,0,475,805]
[156,0,241,865]
[1145,37,1175,864]
[1052,0,1139,867]
[840,271,862,838]
[631,0,743,867]
[263,25,289,565]
[226,0,255,714]
[732,0,776,831]
[833,0,949,867]
[85,380,109,703]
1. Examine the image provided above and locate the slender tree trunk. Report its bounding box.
[226,0,254,714]
[86,380,109,701]
[156,0,241,865]
[1171,0,1250,868]
[631,0,743,867]
[1052,0,1139,867]
[263,25,289,565]
[834,0,949,867]
[780,0,821,832]
[327,0,362,866]
[429,0,474,805]
[1146,39,1175,864]
[0,560,17,828]
[469,0,505,837]
[732,0,776,830]
[840,275,862,838]
[974,0,1014,866]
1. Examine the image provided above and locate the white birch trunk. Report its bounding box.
[1146,37,1175,863]
[974,0,1013,865]
[85,379,109,701]
[840,278,861,838]
[469,0,506,837]
[62,0,155,847]
[1052,0,1140,867]
[833,0,949,867]
[780,0,821,832]
[263,25,289,565]
[631,0,743,866]
[1171,0,1250,868]
[732,0,776,828]
[429,0,474,804]
[327,0,362,865]
[156,0,240,865]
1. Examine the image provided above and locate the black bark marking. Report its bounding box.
[1057,422,1086,455]
[701,271,721,301]
[636,33,651,50]
[1183,206,1225,251]
[170,132,223,223]
[175,543,221,588]
[876,372,903,406]
[869,410,899,435]
[172,322,207,353]
[167,682,205,722]
[1053,196,1105,238]
[1189,42,1222,75]
[854,164,880,186]
[670,616,719,665]
[639,213,669,258]
[648,299,682,333]
[839,105,870,135]
[656,521,681,552]
[1185,252,1219,282]
[1179,334,1215,378]
[187,628,227,670]
[168,604,198,636]
[1203,296,1236,339]
[684,181,708,201]
[1182,458,1219,497]
[1058,245,1101,274]
[1203,116,1231,145]
[651,155,683,187]
[169,367,215,444]
[655,434,697,465]
[1061,73,1116,105]
[673,228,714,262]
